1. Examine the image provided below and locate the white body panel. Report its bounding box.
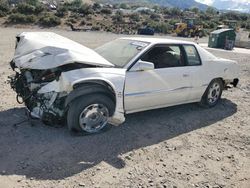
[38,68,126,125]
[124,67,192,113]
[123,39,239,114]
[12,34,240,126]
[14,32,114,69]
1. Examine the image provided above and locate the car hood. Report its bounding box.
[13,32,114,70]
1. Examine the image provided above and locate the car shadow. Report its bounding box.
[0,99,237,180]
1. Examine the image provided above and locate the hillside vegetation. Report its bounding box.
[0,0,249,34]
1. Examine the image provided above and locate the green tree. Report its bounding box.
[169,7,182,16]
[190,7,199,14]
[119,3,129,9]
[206,7,217,15]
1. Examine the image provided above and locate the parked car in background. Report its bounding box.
[9,32,239,134]
[137,27,155,35]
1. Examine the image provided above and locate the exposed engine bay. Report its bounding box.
[9,62,95,124]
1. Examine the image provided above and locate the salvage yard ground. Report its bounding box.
[0,27,249,188]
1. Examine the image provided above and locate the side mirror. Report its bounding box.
[130,60,154,72]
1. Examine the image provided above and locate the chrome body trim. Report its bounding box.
[125,86,192,97]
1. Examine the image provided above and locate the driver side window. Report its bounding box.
[141,45,185,69]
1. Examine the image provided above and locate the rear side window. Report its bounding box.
[183,45,201,66]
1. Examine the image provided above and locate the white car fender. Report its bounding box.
[38,68,127,126]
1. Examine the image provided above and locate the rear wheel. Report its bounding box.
[200,79,223,107]
[67,94,115,134]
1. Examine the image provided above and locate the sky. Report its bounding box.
[196,0,249,6]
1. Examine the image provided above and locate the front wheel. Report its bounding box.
[67,94,115,134]
[200,79,223,107]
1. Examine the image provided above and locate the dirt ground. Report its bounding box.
[0,27,249,188]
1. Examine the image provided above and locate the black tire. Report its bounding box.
[67,94,115,134]
[200,79,223,108]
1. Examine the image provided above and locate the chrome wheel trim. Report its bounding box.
[207,82,221,104]
[79,103,109,133]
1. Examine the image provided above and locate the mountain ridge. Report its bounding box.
[196,0,250,13]
[99,0,209,10]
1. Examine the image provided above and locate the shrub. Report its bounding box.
[70,0,82,8]
[69,13,80,19]
[65,0,83,12]
[16,3,36,14]
[169,7,182,16]
[0,10,6,17]
[35,4,45,14]
[85,15,91,20]
[55,7,68,17]
[112,11,123,23]
[16,3,44,15]
[149,22,171,34]
[8,13,36,24]
[67,17,77,24]
[162,8,171,15]
[130,13,140,22]
[100,8,112,15]
[169,19,179,26]
[206,7,217,15]
[25,0,39,6]
[92,25,101,31]
[119,3,129,9]
[25,14,36,23]
[150,13,161,21]
[93,3,101,10]
[0,0,9,12]
[79,19,86,25]
[39,14,61,27]
[208,21,216,29]
[78,4,93,15]
[246,22,250,30]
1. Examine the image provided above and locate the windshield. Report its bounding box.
[95,39,149,68]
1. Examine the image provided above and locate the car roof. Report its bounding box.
[120,37,196,45]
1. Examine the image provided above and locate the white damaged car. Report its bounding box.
[9,32,239,134]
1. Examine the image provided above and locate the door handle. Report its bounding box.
[183,74,189,77]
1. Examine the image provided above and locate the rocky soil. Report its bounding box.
[0,27,249,188]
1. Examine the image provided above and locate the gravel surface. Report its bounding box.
[0,27,249,188]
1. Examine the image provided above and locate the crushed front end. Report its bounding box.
[9,32,125,127]
[8,61,68,124]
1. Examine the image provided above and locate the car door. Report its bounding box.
[124,44,193,113]
[182,45,206,101]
